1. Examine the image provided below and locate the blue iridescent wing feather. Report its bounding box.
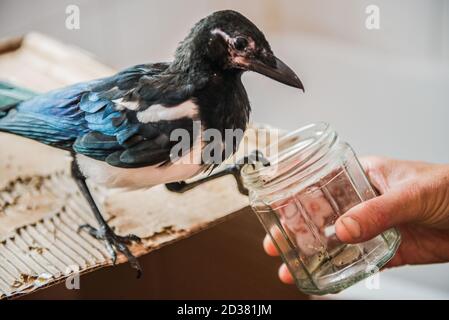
[0,63,193,167]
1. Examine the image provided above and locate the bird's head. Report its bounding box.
[174,10,304,90]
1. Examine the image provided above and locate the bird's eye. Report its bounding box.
[234,37,248,51]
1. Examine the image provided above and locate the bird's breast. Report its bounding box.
[76,135,205,189]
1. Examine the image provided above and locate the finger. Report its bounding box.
[278,264,294,284]
[263,234,280,256]
[335,187,421,243]
[263,225,286,257]
[358,156,391,193]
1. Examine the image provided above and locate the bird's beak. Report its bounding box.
[247,55,304,91]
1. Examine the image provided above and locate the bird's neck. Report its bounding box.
[193,70,251,136]
[168,48,251,135]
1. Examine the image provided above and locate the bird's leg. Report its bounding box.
[70,158,142,278]
[166,165,249,195]
[166,150,270,196]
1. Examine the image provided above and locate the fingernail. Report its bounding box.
[341,217,361,239]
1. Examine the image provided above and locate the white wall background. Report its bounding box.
[0,0,448,299]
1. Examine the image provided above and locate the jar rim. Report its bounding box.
[241,122,337,191]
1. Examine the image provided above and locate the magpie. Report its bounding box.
[0,10,303,276]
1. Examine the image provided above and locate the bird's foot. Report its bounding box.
[244,150,270,168]
[78,224,143,278]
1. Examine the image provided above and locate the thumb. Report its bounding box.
[335,187,421,243]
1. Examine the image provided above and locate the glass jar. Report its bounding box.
[241,122,401,295]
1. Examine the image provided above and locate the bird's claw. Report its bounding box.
[241,150,270,169]
[78,224,143,278]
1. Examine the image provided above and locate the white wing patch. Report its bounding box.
[113,98,139,111]
[136,100,199,123]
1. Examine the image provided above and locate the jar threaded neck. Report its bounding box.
[241,122,338,194]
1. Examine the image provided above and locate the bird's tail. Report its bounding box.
[0,81,36,118]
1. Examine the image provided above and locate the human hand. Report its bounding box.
[263,156,449,284]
